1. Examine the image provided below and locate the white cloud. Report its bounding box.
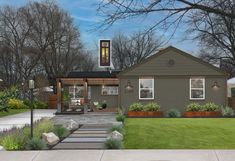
[72,15,102,23]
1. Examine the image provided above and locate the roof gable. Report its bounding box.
[118,46,227,77]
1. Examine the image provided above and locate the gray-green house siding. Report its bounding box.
[118,46,227,114]
[119,76,226,113]
[90,86,118,108]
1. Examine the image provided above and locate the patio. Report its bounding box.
[53,112,118,125]
[56,71,119,114]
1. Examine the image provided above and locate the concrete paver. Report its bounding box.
[215,150,235,161]
[62,137,106,143]
[34,150,103,161]
[0,151,39,161]
[0,110,56,132]
[101,150,219,161]
[0,150,234,161]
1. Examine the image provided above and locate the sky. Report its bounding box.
[0,0,200,55]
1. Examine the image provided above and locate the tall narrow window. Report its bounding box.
[99,40,111,67]
[190,77,205,100]
[139,77,154,99]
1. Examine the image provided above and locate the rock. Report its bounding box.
[64,119,79,131]
[42,132,60,146]
[0,145,5,151]
[109,130,123,141]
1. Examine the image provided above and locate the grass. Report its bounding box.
[124,118,235,149]
[0,109,29,118]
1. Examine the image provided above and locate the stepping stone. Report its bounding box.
[53,142,104,149]
[78,128,108,131]
[69,133,108,137]
[62,137,106,143]
[80,125,111,129]
[73,130,108,134]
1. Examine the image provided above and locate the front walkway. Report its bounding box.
[53,124,111,150]
[0,109,56,132]
[0,150,234,161]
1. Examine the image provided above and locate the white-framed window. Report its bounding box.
[139,77,154,100]
[101,86,118,95]
[190,77,205,100]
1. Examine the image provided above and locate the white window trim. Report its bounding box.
[139,77,154,100]
[101,86,119,96]
[189,77,205,100]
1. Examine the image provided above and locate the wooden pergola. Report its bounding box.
[56,77,119,113]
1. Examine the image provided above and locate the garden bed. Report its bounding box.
[127,111,163,117]
[0,118,71,151]
[184,111,221,117]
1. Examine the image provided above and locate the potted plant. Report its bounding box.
[102,100,107,109]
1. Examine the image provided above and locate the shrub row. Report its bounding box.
[6,99,48,109]
[127,102,234,117]
[186,102,220,112]
[128,102,160,112]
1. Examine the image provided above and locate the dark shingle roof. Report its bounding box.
[67,71,120,78]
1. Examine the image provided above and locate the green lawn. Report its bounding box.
[124,118,235,149]
[0,109,29,118]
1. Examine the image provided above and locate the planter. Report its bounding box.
[127,111,163,117]
[184,111,221,117]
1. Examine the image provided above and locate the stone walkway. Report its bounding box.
[53,124,111,149]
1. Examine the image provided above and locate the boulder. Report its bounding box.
[109,130,123,141]
[42,132,59,146]
[64,119,79,131]
[0,145,5,151]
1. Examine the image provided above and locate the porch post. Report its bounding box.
[57,79,62,113]
[83,79,88,113]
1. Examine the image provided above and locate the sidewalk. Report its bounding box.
[0,109,56,132]
[0,150,234,161]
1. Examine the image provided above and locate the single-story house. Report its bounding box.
[228,77,235,97]
[56,46,227,114]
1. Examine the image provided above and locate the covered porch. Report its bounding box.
[56,71,120,114]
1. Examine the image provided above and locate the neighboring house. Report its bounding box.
[56,46,227,114]
[228,77,235,98]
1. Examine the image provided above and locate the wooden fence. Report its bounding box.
[228,97,235,109]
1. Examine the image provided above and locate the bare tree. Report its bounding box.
[112,31,163,70]
[79,51,97,71]
[0,6,39,86]
[187,1,235,77]
[98,0,235,33]
[23,1,83,87]
[0,1,93,90]
[98,0,235,75]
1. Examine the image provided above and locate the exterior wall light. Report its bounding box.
[212,81,220,89]
[125,81,133,92]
